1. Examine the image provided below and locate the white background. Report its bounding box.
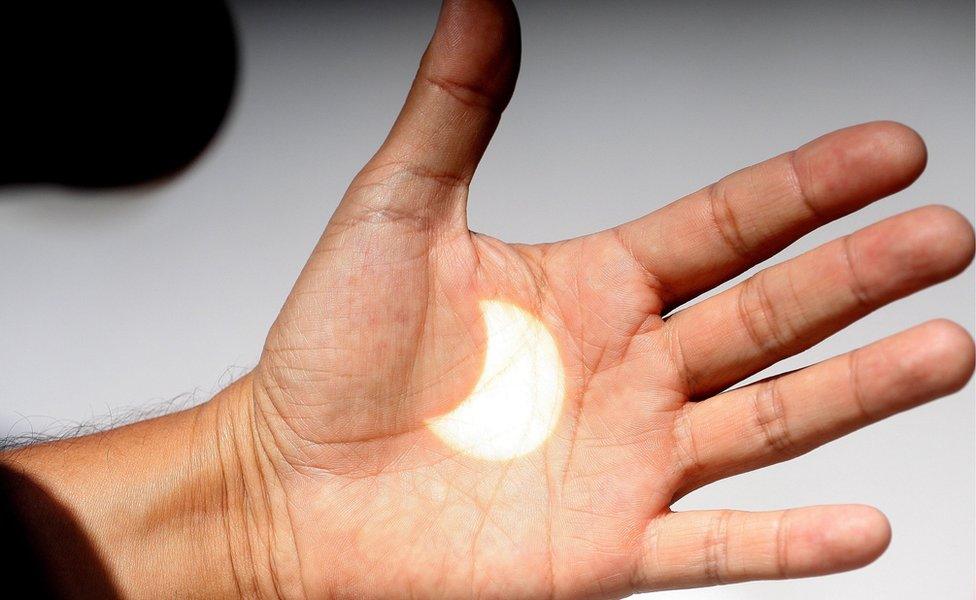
[0,1,972,597]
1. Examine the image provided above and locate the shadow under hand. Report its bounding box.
[0,464,120,599]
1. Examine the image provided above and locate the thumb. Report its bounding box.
[346,0,520,221]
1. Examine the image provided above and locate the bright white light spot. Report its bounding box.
[426,300,565,460]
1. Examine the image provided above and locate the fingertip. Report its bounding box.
[910,205,975,271]
[426,0,521,107]
[860,205,975,290]
[917,319,976,393]
[936,205,975,270]
[866,120,928,182]
[797,121,928,215]
[830,505,892,568]
[793,504,891,576]
[848,321,973,419]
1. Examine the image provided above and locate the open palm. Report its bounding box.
[240,1,975,598]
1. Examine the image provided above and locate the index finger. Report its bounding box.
[611,121,927,310]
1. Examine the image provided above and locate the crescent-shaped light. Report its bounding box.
[425,300,565,461]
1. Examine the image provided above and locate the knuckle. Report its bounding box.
[671,407,704,480]
[785,149,827,221]
[420,71,504,114]
[774,509,792,578]
[839,235,873,311]
[847,348,875,423]
[706,180,754,261]
[751,377,796,455]
[704,510,734,585]
[736,271,795,358]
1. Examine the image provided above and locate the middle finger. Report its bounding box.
[665,205,973,397]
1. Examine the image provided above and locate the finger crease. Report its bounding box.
[706,181,754,262]
[753,377,795,455]
[847,349,874,424]
[785,149,827,222]
[421,71,504,115]
[840,235,874,311]
[774,509,792,578]
[705,510,733,585]
[737,274,790,359]
[672,406,704,480]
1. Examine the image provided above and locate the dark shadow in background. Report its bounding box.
[0,2,237,595]
[0,464,121,599]
[0,1,238,188]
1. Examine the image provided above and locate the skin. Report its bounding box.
[2,1,973,598]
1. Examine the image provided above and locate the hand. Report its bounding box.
[235,1,975,598]
[3,1,972,599]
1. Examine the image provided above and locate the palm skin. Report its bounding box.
[259,206,681,598]
[237,1,975,598]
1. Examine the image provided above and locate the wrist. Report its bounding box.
[211,374,305,599]
[0,374,300,599]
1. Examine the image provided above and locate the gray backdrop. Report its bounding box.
[0,1,972,598]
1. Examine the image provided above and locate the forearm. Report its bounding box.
[0,376,288,599]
